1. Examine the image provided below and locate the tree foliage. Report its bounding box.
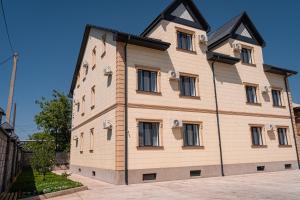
[26,132,55,180]
[35,90,72,151]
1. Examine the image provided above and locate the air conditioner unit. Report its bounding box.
[103,120,113,129]
[266,124,273,131]
[104,66,113,76]
[169,71,179,80]
[232,43,242,52]
[199,34,208,44]
[83,60,89,68]
[172,119,183,128]
[262,86,270,93]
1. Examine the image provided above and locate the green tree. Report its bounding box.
[35,90,72,151]
[27,132,55,180]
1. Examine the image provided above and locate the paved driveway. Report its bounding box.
[51,170,300,200]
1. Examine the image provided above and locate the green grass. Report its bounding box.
[10,167,82,197]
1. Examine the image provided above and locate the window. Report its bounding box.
[80,133,84,152]
[278,128,288,145]
[138,122,159,147]
[76,103,80,113]
[101,34,106,57]
[183,123,200,146]
[90,128,94,151]
[272,89,282,107]
[177,31,193,51]
[251,127,263,146]
[138,69,157,92]
[143,173,156,181]
[241,48,253,64]
[85,65,88,76]
[180,76,196,96]
[82,96,85,115]
[91,86,95,109]
[92,47,96,69]
[245,85,258,103]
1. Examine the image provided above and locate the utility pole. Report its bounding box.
[6,52,18,123]
[12,103,16,128]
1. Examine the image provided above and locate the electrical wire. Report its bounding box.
[0,0,14,54]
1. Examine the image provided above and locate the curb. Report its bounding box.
[20,186,88,200]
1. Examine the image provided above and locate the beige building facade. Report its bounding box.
[69,0,299,184]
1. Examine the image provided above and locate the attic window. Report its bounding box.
[241,48,253,64]
[177,31,193,51]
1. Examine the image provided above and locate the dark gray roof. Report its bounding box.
[208,12,265,50]
[263,64,297,76]
[208,13,242,47]
[0,107,5,115]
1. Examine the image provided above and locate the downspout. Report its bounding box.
[284,76,300,169]
[124,37,129,185]
[211,59,225,176]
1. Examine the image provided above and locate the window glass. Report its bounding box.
[177,31,193,51]
[272,90,282,107]
[138,122,159,147]
[241,48,253,64]
[246,86,257,103]
[183,124,200,146]
[278,128,288,145]
[138,69,158,92]
[180,76,196,96]
[251,127,263,145]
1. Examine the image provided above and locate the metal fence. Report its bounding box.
[0,122,23,192]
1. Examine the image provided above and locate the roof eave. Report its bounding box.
[207,51,240,65]
[263,64,298,77]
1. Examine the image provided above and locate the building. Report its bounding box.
[69,0,299,184]
[294,104,300,157]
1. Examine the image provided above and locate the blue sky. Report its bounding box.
[0,0,299,140]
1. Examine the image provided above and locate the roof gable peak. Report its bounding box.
[141,0,210,37]
[208,11,266,50]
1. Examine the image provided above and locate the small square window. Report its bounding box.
[143,173,156,181]
[190,170,201,177]
[285,164,292,169]
[257,166,265,171]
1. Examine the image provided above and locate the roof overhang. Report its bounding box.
[207,51,240,65]
[69,25,170,97]
[263,64,297,76]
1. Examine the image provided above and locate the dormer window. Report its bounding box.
[241,48,253,64]
[177,31,193,51]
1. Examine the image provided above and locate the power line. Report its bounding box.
[0,55,12,66]
[0,0,14,54]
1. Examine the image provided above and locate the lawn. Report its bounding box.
[10,167,82,197]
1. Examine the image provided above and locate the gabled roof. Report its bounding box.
[69,24,170,97]
[140,0,210,37]
[208,12,266,50]
[263,64,297,76]
[0,107,5,115]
